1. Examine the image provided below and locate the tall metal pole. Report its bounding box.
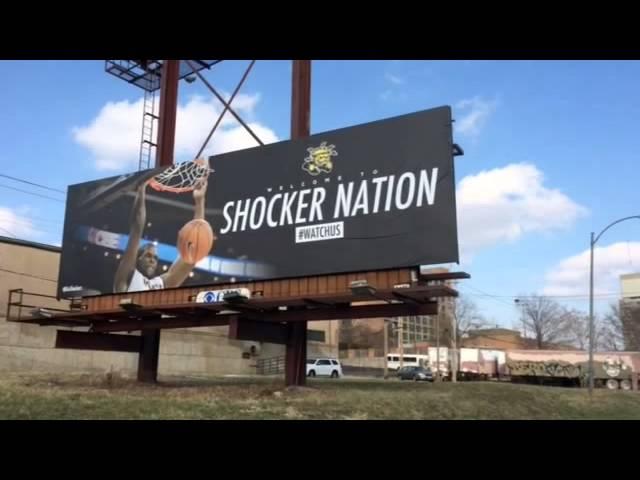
[399,317,404,370]
[588,232,595,396]
[285,60,311,387]
[586,216,640,394]
[155,60,180,168]
[451,301,457,383]
[137,59,180,384]
[436,306,441,381]
[383,320,389,379]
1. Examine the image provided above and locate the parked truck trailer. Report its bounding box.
[506,350,640,390]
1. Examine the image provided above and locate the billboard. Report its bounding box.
[58,105,459,298]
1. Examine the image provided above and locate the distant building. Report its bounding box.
[338,267,455,356]
[620,273,640,350]
[461,328,528,350]
[621,273,640,300]
[461,327,578,351]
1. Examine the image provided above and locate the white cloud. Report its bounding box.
[380,70,407,102]
[379,89,408,103]
[455,96,496,138]
[379,90,392,101]
[385,73,405,86]
[543,242,640,297]
[73,93,278,172]
[457,163,587,261]
[0,206,41,239]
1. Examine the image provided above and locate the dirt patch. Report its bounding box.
[284,385,318,395]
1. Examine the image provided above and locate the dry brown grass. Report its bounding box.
[1,372,639,420]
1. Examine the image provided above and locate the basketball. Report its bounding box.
[177,219,215,264]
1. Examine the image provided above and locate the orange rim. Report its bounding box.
[148,159,209,193]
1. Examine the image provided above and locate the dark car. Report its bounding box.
[397,366,434,382]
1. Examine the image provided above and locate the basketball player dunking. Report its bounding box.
[113,179,209,293]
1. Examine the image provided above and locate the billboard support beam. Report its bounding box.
[55,330,142,353]
[137,328,161,383]
[229,318,288,344]
[285,59,312,387]
[137,59,179,383]
[155,59,180,168]
[291,59,311,139]
[286,321,308,386]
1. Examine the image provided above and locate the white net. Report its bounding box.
[150,160,210,193]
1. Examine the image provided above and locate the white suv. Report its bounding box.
[306,358,343,378]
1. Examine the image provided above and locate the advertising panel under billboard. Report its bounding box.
[58,105,459,298]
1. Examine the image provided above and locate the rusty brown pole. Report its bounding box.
[137,60,180,383]
[290,60,311,139]
[285,60,311,387]
[137,328,161,382]
[155,59,180,168]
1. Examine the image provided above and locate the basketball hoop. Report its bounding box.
[148,159,211,193]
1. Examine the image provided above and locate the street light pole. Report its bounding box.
[451,316,457,384]
[383,319,389,380]
[399,317,404,370]
[588,215,640,397]
[436,306,441,382]
[588,232,595,396]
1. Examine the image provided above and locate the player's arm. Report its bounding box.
[161,179,208,288]
[114,182,147,292]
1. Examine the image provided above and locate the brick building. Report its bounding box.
[620,273,640,350]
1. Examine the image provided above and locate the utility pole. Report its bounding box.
[436,304,441,382]
[588,231,595,396]
[586,216,640,395]
[514,298,526,338]
[399,317,404,370]
[451,297,457,383]
[383,319,389,379]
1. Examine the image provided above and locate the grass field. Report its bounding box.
[1,373,639,420]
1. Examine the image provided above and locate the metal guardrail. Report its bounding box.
[6,288,75,322]
[256,355,285,375]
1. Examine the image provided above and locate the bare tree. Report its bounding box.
[515,295,572,349]
[600,304,624,351]
[563,309,590,350]
[601,301,640,351]
[562,309,611,351]
[453,296,487,339]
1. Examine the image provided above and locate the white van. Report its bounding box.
[386,354,429,371]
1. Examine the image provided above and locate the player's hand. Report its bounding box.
[193,179,208,200]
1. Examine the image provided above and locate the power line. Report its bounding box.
[0,174,65,194]
[22,215,64,225]
[0,184,66,203]
[460,283,640,300]
[0,267,57,283]
[0,226,16,238]
[0,215,63,237]
[459,284,516,307]
[7,217,63,233]
[7,214,63,226]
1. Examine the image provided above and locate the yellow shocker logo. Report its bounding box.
[302,141,338,176]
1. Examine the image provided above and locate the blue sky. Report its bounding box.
[1,60,639,327]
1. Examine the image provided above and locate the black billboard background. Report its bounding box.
[58,105,459,298]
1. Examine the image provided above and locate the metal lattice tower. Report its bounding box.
[104,60,222,170]
[139,76,158,171]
